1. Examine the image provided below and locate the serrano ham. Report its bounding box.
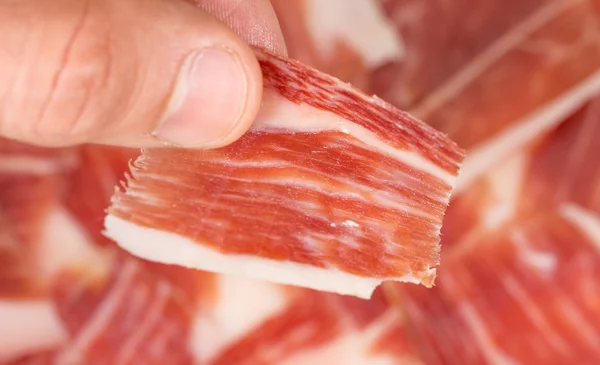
[0,155,425,365]
[271,0,405,89]
[4,0,600,364]
[203,287,423,365]
[275,0,600,190]
[103,48,465,299]
[392,93,600,364]
[397,207,600,365]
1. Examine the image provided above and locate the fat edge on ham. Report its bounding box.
[103,48,465,299]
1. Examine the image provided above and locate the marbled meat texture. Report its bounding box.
[391,93,600,365]
[104,48,465,299]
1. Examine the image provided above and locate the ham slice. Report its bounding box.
[0,138,77,176]
[7,1,600,363]
[271,0,404,89]
[103,48,465,298]
[0,148,425,364]
[421,0,600,190]
[203,287,423,365]
[397,207,600,364]
[370,0,547,110]
[391,93,600,364]
[0,139,198,364]
[0,172,69,361]
[48,256,197,365]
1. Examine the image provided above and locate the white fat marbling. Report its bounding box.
[104,216,431,299]
[190,276,290,362]
[561,204,600,250]
[254,90,455,186]
[37,207,109,281]
[277,309,401,365]
[0,299,68,362]
[305,0,404,68]
[455,63,600,192]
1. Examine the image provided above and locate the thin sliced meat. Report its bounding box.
[441,92,600,252]
[386,92,600,364]
[277,0,600,191]
[416,0,600,190]
[0,141,119,363]
[0,175,69,362]
[104,48,465,299]
[3,254,199,365]
[519,95,600,215]
[206,287,423,365]
[48,255,196,365]
[2,351,56,365]
[395,208,600,365]
[65,145,139,247]
[439,149,531,252]
[0,137,77,175]
[190,275,302,363]
[0,175,61,298]
[272,0,404,89]
[371,0,547,109]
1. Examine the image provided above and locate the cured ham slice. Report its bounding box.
[48,256,196,365]
[6,1,600,363]
[410,0,600,189]
[0,137,77,175]
[0,174,69,362]
[1,136,424,364]
[442,92,600,252]
[3,254,200,365]
[0,139,196,364]
[371,0,547,109]
[518,96,600,216]
[396,208,600,365]
[64,146,139,247]
[104,48,465,298]
[271,0,404,89]
[195,284,422,365]
[391,93,600,364]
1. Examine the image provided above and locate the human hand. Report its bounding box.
[0,0,286,149]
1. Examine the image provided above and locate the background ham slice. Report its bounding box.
[270,0,405,90]
[388,91,600,365]
[103,48,464,299]
[3,0,600,363]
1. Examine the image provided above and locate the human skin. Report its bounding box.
[0,0,286,149]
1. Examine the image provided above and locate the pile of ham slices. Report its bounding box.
[2,0,600,364]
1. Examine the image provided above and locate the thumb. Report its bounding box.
[0,0,264,149]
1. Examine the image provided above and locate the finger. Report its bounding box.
[0,0,263,149]
[192,0,287,56]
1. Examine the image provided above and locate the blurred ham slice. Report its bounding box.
[0,147,73,362]
[397,207,600,364]
[391,93,600,364]
[370,0,548,110]
[104,48,464,298]
[271,0,405,89]
[202,286,423,365]
[419,0,600,190]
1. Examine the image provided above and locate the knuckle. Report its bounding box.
[19,3,117,146]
